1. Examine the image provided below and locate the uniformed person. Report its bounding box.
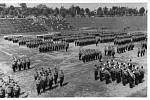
[13,83,20,98]
[22,59,26,70]
[112,48,115,58]
[110,66,116,82]
[137,48,140,57]
[116,67,121,83]
[122,68,128,86]
[26,57,30,69]
[12,60,17,72]
[65,42,69,52]
[17,59,22,71]
[104,68,111,84]
[0,85,5,98]
[128,70,135,88]
[47,72,53,90]
[98,65,102,81]
[59,70,64,87]
[98,52,102,62]
[41,74,47,92]
[134,67,140,85]
[104,46,107,56]
[94,65,98,80]
[5,83,13,98]
[53,67,58,85]
[34,71,39,80]
[36,77,41,95]
[79,50,82,60]
[139,66,145,83]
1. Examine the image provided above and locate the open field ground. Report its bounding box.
[0,16,147,97]
[0,36,147,97]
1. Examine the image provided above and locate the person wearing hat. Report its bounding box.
[41,73,46,92]
[137,48,140,57]
[34,71,39,81]
[48,68,51,74]
[13,83,20,98]
[25,57,30,69]
[35,77,41,95]
[17,59,22,71]
[12,60,17,72]
[139,66,145,83]
[53,67,58,85]
[133,67,140,85]
[110,66,116,82]
[94,64,98,80]
[98,52,102,62]
[47,72,53,90]
[104,46,107,56]
[5,83,13,98]
[0,85,5,98]
[99,65,103,81]
[116,67,121,83]
[104,68,111,84]
[59,70,64,87]
[128,70,135,88]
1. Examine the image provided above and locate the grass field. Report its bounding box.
[0,16,147,97]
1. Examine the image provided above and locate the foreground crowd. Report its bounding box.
[34,67,64,95]
[94,59,145,88]
[0,76,20,98]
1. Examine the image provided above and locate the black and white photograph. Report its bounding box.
[0,0,148,98]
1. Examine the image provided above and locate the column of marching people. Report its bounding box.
[94,59,145,88]
[12,57,30,72]
[34,67,64,95]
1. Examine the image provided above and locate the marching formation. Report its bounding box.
[114,37,132,45]
[104,45,115,57]
[4,35,70,53]
[79,49,102,62]
[0,76,21,98]
[34,67,64,95]
[94,59,145,88]
[2,30,147,97]
[137,41,147,57]
[12,57,30,72]
[117,43,134,54]
[39,42,69,52]
[75,39,96,46]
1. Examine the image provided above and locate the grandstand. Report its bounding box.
[0,17,72,34]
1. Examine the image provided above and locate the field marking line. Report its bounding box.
[0,49,13,57]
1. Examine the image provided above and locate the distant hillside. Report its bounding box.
[66,16,147,31]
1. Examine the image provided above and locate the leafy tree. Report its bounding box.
[20,3,27,10]
[97,7,103,16]
[75,6,80,15]
[54,7,59,16]
[69,5,76,17]
[90,11,95,16]
[139,7,145,15]
[80,8,85,17]
[60,6,67,18]
[103,6,108,15]
[85,8,90,16]
[42,8,49,17]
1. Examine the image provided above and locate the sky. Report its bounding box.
[5,3,147,10]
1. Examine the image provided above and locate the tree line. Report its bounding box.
[0,3,147,18]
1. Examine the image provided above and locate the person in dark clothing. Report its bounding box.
[59,70,64,87]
